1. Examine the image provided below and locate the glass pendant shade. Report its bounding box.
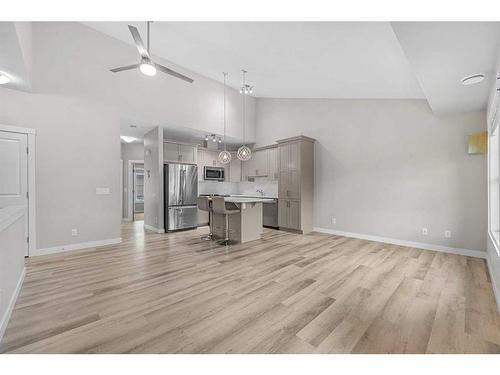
[218,150,232,164]
[237,145,252,161]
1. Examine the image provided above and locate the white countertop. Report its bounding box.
[224,197,275,204]
[0,205,26,233]
[230,194,278,200]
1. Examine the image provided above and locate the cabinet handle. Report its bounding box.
[256,169,258,175]
[287,190,289,197]
[179,155,182,161]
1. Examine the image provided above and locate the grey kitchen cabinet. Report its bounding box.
[228,152,241,182]
[278,199,301,230]
[267,146,279,180]
[253,150,269,177]
[242,148,279,180]
[179,144,196,163]
[277,136,315,234]
[164,141,180,162]
[164,141,197,163]
[279,170,300,199]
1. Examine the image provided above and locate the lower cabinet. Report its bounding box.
[278,199,301,231]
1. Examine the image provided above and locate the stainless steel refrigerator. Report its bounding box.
[164,163,198,232]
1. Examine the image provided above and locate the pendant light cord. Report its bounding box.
[223,72,227,151]
[242,70,246,146]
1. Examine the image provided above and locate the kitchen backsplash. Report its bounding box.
[238,180,278,197]
[199,179,278,197]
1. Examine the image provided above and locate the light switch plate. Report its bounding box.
[96,187,110,195]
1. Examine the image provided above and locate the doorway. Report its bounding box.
[0,126,36,256]
[127,160,144,221]
[132,164,144,221]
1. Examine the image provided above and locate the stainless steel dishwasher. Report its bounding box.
[263,199,279,228]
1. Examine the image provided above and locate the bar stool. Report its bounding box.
[197,196,213,241]
[211,196,239,246]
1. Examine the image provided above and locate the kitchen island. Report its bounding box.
[211,197,274,244]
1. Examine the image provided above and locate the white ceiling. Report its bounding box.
[0,22,31,91]
[120,119,250,146]
[392,22,500,115]
[83,22,425,99]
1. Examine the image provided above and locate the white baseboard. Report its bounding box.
[0,267,26,343]
[32,238,122,257]
[487,252,500,314]
[144,224,165,234]
[314,227,486,259]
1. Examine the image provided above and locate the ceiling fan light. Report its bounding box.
[140,61,157,76]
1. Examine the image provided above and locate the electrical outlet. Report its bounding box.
[71,228,78,236]
[445,230,452,238]
[422,228,428,235]
[332,217,336,225]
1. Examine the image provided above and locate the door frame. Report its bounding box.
[127,159,144,221]
[0,124,36,257]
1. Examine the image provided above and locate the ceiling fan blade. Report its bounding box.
[128,25,150,59]
[155,63,194,83]
[110,63,140,73]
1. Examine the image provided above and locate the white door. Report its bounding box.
[0,131,28,255]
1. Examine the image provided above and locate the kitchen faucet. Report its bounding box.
[256,189,264,196]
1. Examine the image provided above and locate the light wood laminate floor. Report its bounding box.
[1,222,500,353]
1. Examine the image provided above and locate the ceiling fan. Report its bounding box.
[110,21,194,83]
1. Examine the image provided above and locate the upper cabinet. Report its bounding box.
[241,146,279,181]
[164,141,197,164]
[228,152,242,183]
[268,147,279,180]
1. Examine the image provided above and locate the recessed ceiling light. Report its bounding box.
[0,73,11,85]
[120,136,136,143]
[461,74,485,86]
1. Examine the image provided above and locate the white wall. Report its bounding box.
[121,142,144,219]
[255,98,487,252]
[31,22,256,143]
[1,21,259,250]
[144,127,164,232]
[0,89,121,250]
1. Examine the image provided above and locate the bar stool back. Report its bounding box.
[197,196,213,240]
[211,197,239,245]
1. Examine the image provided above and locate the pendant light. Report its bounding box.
[218,72,232,164]
[237,69,252,161]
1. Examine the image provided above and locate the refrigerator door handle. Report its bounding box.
[180,168,185,205]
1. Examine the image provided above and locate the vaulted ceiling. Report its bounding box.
[85,21,500,115]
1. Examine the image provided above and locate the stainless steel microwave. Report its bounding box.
[204,166,225,181]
